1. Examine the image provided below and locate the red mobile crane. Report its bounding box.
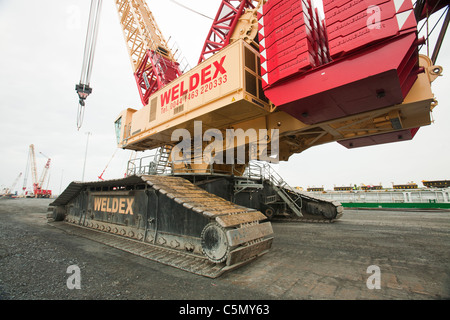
[23,144,52,198]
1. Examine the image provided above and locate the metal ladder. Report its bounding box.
[150,145,173,175]
[246,162,303,217]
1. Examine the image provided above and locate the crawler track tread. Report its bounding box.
[50,175,273,277]
[48,221,242,278]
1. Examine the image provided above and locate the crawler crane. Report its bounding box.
[23,144,52,198]
[50,0,447,277]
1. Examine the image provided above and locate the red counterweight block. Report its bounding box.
[323,0,417,58]
[322,0,421,104]
[258,0,422,127]
[262,0,311,41]
[258,0,326,88]
[264,32,422,125]
[263,26,317,76]
[324,0,392,26]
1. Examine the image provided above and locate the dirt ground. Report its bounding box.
[1,198,449,305]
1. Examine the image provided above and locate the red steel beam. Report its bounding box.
[198,0,256,64]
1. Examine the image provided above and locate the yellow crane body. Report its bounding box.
[115,40,271,152]
[52,0,446,277]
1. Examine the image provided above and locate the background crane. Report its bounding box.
[22,144,52,198]
[38,152,52,196]
[1,172,22,197]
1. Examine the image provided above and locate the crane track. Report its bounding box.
[275,189,344,223]
[50,175,273,278]
[48,221,237,278]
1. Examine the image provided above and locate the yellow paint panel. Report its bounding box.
[118,40,270,151]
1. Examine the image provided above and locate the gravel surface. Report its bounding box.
[0,198,273,300]
[1,197,449,303]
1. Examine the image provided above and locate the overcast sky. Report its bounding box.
[0,0,448,196]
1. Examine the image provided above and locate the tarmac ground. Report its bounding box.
[1,198,449,307]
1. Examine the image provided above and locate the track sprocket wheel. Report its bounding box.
[201,222,230,263]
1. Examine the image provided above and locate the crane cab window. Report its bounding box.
[114,117,122,144]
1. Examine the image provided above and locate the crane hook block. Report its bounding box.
[76,83,92,106]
